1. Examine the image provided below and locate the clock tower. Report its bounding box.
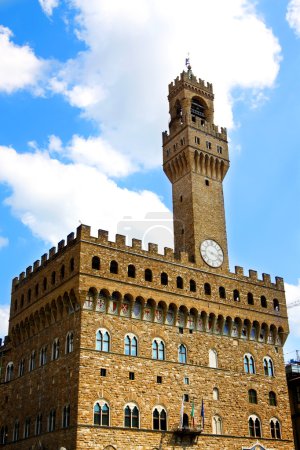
[163,67,230,270]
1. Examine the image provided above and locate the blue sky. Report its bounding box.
[0,0,299,361]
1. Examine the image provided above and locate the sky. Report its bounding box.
[0,0,299,361]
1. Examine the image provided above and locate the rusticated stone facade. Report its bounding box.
[0,70,294,450]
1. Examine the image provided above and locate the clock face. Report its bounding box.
[200,240,224,268]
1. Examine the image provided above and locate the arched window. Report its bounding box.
[94,402,109,426]
[209,349,218,368]
[152,339,165,360]
[219,286,226,299]
[5,362,14,382]
[62,405,70,428]
[124,404,139,428]
[191,97,206,120]
[96,329,110,352]
[263,357,274,376]
[145,269,152,282]
[110,260,118,274]
[153,406,167,430]
[52,338,60,360]
[213,388,219,400]
[244,354,255,374]
[247,292,254,305]
[189,279,196,292]
[212,415,222,434]
[51,271,56,285]
[35,283,39,297]
[18,358,25,377]
[92,256,100,270]
[177,276,183,289]
[261,295,267,307]
[178,344,187,364]
[48,409,56,432]
[248,415,261,437]
[204,283,211,295]
[39,346,47,366]
[128,264,136,278]
[60,264,65,280]
[273,298,279,311]
[27,288,31,303]
[233,289,240,301]
[124,334,137,356]
[269,391,277,406]
[66,332,74,354]
[24,417,31,438]
[13,420,19,442]
[35,413,42,436]
[43,277,47,291]
[0,425,8,444]
[69,257,74,272]
[161,272,168,285]
[20,294,24,308]
[29,351,36,372]
[248,389,257,404]
[270,418,281,439]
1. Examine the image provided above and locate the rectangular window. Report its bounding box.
[184,377,189,385]
[217,145,223,154]
[206,141,212,149]
[184,394,189,402]
[179,327,184,334]
[129,371,135,380]
[100,368,106,377]
[180,138,185,146]
[195,136,200,145]
[157,375,162,384]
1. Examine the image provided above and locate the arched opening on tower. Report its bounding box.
[191,97,207,122]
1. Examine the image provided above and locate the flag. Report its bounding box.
[201,398,205,430]
[190,399,195,428]
[179,395,185,428]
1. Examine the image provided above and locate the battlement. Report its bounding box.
[168,71,214,95]
[12,224,284,291]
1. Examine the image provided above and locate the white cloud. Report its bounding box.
[286,0,300,37]
[0,26,46,93]
[0,304,9,339]
[38,0,60,17]
[0,144,171,248]
[45,0,281,169]
[285,280,300,338]
[0,236,8,249]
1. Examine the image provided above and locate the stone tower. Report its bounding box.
[163,69,229,270]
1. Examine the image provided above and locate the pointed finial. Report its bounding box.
[185,54,193,78]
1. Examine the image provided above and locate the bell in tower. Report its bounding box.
[162,68,229,271]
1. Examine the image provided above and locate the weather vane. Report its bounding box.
[185,53,192,78]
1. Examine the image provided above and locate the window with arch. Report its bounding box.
[125,334,137,356]
[60,264,65,280]
[219,286,226,299]
[177,276,183,289]
[273,298,279,311]
[244,354,255,374]
[248,415,261,437]
[52,338,60,360]
[27,288,31,303]
[247,292,254,305]
[96,329,110,352]
[29,351,36,372]
[62,405,70,428]
[212,415,222,435]
[5,362,14,382]
[261,295,267,308]
[39,346,47,366]
[161,272,168,285]
[69,257,75,272]
[92,256,100,270]
[233,289,240,301]
[24,417,30,438]
[152,339,165,360]
[269,391,277,406]
[0,425,8,444]
[204,283,211,295]
[18,358,25,377]
[51,271,56,285]
[153,406,167,431]
[20,294,24,308]
[124,403,139,428]
[145,269,152,282]
[248,389,257,404]
[35,413,42,436]
[14,298,18,312]
[43,277,47,291]
[270,418,281,439]
[189,279,196,292]
[212,387,219,400]
[178,344,187,364]
[48,409,56,432]
[94,402,109,426]
[66,332,74,354]
[13,420,19,442]
[128,264,136,278]
[35,283,39,297]
[191,97,206,120]
[209,349,218,368]
[263,357,274,376]
[110,260,118,274]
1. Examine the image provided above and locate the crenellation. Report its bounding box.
[76,224,91,240]
[148,242,158,254]
[276,276,284,289]
[58,239,65,251]
[164,247,174,258]
[33,260,40,271]
[49,246,56,258]
[249,269,258,280]
[41,253,47,264]
[67,232,75,244]
[262,273,271,285]
[132,238,142,250]
[115,234,126,247]
[98,229,109,242]
[235,266,244,276]
[26,266,32,276]
[179,251,189,263]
